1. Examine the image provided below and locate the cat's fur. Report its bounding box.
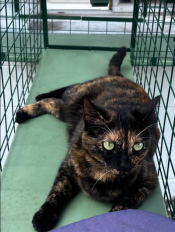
[15,47,160,232]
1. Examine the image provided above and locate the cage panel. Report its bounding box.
[0,0,42,170]
[132,0,175,219]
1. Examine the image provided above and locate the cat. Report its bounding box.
[15,47,160,232]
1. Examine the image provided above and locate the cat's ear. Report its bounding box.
[135,95,160,120]
[140,95,160,114]
[83,98,102,125]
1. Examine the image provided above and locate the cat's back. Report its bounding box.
[63,75,150,106]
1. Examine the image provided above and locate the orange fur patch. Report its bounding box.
[112,133,118,142]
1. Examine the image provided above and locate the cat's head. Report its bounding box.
[81,97,160,175]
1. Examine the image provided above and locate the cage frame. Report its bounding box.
[1,0,175,221]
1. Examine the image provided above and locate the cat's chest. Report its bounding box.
[77,176,126,202]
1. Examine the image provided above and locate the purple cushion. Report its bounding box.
[50,209,175,232]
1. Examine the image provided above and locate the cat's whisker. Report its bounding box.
[99,121,114,136]
[142,160,154,164]
[136,123,158,138]
[91,170,111,192]
[89,125,112,135]
[140,136,156,140]
[89,120,114,136]
[134,160,153,169]
[137,129,157,138]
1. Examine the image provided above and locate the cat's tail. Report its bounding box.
[108,47,126,76]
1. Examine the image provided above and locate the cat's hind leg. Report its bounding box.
[35,86,71,101]
[15,98,64,123]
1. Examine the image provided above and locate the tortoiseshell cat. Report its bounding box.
[15,47,160,232]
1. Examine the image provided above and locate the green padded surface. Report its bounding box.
[1,49,167,232]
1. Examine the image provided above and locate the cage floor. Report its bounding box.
[1,49,167,232]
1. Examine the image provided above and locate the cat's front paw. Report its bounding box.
[15,108,32,123]
[32,203,59,232]
[110,197,133,212]
[109,204,128,212]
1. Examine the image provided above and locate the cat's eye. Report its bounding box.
[133,142,144,151]
[103,141,115,151]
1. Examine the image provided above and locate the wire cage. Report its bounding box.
[41,1,134,50]
[0,0,42,168]
[0,0,175,224]
[131,0,175,219]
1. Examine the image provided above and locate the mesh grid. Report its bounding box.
[0,0,42,170]
[46,18,133,34]
[131,0,175,219]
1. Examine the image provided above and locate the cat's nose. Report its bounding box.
[120,161,131,171]
[119,153,131,171]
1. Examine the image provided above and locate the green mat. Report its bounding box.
[1,49,167,232]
